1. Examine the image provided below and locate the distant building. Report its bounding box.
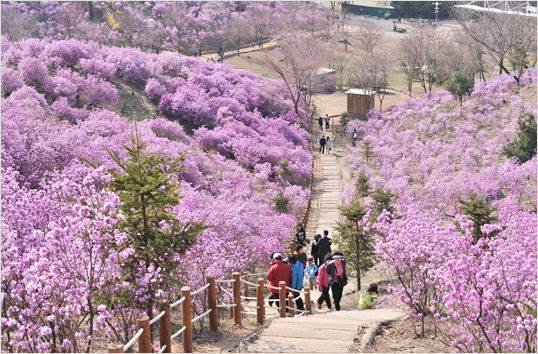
[345,89,376,114]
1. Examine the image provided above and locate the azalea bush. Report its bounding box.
[1,36,311,352]
[345,69,537,352]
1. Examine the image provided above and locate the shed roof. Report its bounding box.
[345,89,377,95]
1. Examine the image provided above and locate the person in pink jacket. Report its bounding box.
[316,252,333,310]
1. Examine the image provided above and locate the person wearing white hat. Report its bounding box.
[325,251,348,311]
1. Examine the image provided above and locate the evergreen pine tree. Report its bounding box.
[503,113,537,164]
[101,123,207,320]
[334,198,373,291]
[458,192,498,244]
[443,69,475,107]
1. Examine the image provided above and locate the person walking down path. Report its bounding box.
[319,136,327,154]
[289,254,305,311]
[193,48,197,57]
[317,230,332,264]
[311,234,321,267]
[295,224,307,247]
[316,253,333,310]
[326,136,333,153]
[294,244,307,268]
[358,283,379,310]
[266,253,291,309]
[325,251,348,311]
[198,48,202,56]
[318,116,323,130]
[305,257,318,291]
[324,114,330,131]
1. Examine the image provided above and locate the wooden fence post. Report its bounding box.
[136,316,151,354]
[256,278,264,324]
[232,272,241,325]
[158,300,171,353]
[206,275,219,332]
[288,293,295,317]
[107,343,124,353]
[181,286,193,353]
[242,271,249,298]
[279,281,286,318]
[304,287,312,316]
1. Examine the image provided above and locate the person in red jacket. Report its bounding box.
[266,253,291,309]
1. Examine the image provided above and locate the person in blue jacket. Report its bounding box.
[288,254,305,311]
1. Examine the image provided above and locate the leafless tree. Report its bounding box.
[55,2,85,39]
[398,25,443,93]
[354,22,383,54]
[332,54,351,90]
[1,5,31,41]
[264,38,334,114]
[350,47,393,111]
[455,6,536,83]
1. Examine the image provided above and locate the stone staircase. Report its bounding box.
[245,307,405,353]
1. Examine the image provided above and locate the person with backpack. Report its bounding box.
[288,254,305,312]
[359,283,379,309]
[311,234,321,267]
[317,230,332,264]
[266,253,291,309]
[316,253,333,310]
[295,224,306,246]
[305,257,318,291]
[319,136,327,154]
[325,251,348,311]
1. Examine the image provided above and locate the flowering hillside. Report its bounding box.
[1,37,311,351]
[345,69,537,352]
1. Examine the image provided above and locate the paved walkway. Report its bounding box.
[244,116,404,353]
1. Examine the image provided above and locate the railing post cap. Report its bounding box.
[279,281,286,285]
[181,286,191,292]
[137,315,149,321]
[232,271,240,276]
[206,274,214,279]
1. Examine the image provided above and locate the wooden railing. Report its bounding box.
[108,272,312,353]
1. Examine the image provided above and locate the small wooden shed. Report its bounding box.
[345,89,376,114]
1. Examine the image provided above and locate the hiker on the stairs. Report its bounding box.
[295,224,307,247]
[316,252,333,311]
[311,234,321,267]
[326,251,348,311]
[267,253,291,309]
[288,254,305,312]
[294,244,307,268]
[305,257,318,290]
[317,231,332,264]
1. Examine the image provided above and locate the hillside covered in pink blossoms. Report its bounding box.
[344,68,537,353]
[1,37,312,352]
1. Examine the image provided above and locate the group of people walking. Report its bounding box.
[318,114,334,154]
[265,226,379,313]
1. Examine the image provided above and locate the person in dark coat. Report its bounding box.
[311,234,321,267]
[325,251,347,311]
[295,224,306,246]
[318,116,323,130]
[319,136,327,154]
[294,244,307,268]
[317,230,332,263]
